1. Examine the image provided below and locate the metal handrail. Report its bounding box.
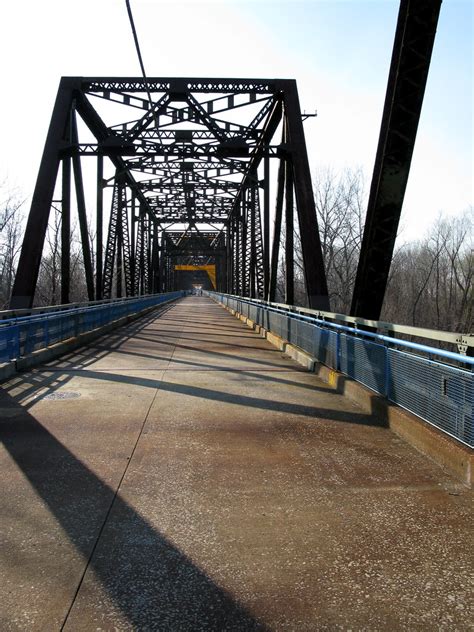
[0,292,169,326]
[0,292,165,321]
[0,291,185,364]
[219,292,473,354]
[208,292,474,368]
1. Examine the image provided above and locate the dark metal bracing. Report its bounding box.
[102,178,120,299]
[11,3,440,314]
[351,0,442,320]
[11,76,329,308]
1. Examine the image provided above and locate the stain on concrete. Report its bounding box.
[0,297,472,631]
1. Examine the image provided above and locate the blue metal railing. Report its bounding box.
[0,291,184,364]
[207,292,474,448]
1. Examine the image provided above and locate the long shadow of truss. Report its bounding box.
[0,388,267,630]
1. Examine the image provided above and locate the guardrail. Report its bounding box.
[0,293,164,321]
[205,294,473,355]
[207,292,473,449]
[0,291,184,364]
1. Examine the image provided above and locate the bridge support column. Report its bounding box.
[61,155,71,305]
[96,155,103,300]
[285,154,294,305]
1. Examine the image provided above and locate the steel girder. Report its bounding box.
[11,76,329,308]
[9,2,442,312]
[350,0,442,319]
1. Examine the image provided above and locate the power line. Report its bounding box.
[125,0,148,82]
[125,0,158,128]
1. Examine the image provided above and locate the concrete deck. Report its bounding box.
[0,296,472,631]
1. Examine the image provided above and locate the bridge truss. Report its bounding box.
[11,77,329,310]
[10,0,441,318]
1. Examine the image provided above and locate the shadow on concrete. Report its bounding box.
[0,388,267,630]
[3,317,338,406]
[2,303,378,423]
[0,297,390,626]
[47,368,382,427]
[328,370,391,429]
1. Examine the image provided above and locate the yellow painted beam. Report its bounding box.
[174,264,216,289]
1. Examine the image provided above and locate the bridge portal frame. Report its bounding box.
[10,77,329,311]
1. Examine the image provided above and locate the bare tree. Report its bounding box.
[275,167,471,337]
[35,206,90,306]
[35,205,62,305]
[279,167,366,310]
[382,208,473,332]
[0,185,25,308]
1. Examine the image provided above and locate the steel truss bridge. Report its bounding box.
[10,0,442,321]
[2,3,474,629]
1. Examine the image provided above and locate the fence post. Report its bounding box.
[14,325,20,359]
[44,319,50,347]
[6,325,20,360]
[336,331,341,372]
[384,345,391,399]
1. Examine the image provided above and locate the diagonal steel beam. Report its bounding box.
[283,80,329,310]
[10,78,77,308]
[351,0,442,319]
[74,89,156,222]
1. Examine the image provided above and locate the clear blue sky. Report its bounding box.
[1,0,472,243]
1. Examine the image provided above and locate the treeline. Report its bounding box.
[0,187,24,309]
[383,213,473,331]
[0,192,90,308]
[276,168,473,333]
[1,179,472,333]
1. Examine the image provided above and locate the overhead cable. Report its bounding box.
[125,0,159,129]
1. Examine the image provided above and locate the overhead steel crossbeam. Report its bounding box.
[11,76,329,309]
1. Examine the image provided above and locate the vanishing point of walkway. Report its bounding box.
[0,296,472,630]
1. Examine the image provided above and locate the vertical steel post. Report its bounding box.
[241,191,248,296]
[151,224,159,293]
[226,222,232,293]
[71,113,94,301]
[139,210,145,294]
[116,181,123,298]
[284,81,329,310]
[146,217,152,293]
[96,155,103,300]
[269,155,285,302]
[285,157,294,305]
[263,155,270,298]
[156,227,161,293]
[61,156,71,305]
[235,202,241,295]
[159,230,165,293]
[250,182,257,299]
[130,194,136,296]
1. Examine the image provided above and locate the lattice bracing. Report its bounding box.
[12,76,330,307]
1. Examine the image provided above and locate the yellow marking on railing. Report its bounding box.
[328,369,338,388]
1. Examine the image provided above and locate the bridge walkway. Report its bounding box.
[0,296,472,630]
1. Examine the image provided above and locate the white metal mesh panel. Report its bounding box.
[389,349,473,446]
[210,293,473,447]
[339,334,387,395]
